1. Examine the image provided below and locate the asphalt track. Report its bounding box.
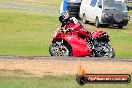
[0,55,132,61]
[0,2,59,13]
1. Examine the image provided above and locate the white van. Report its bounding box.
[80,0,130,29]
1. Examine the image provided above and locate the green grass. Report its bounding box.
[0,75,131,88]
[127,3,132,7]
[0,7,59,56]
[107,29,132,58]
[129,10,132,16]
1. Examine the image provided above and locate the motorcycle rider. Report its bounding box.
[59,10,91,40]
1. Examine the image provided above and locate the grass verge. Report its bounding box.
[0,75,131,88]
[0,6,59,56]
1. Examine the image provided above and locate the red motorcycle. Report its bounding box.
[49,24,115,58]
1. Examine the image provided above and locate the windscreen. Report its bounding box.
[103,0,127,11]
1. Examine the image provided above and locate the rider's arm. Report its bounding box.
[73,23,80,30]
[70,17,80,30]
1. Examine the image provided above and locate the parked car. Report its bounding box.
[80,0,130,29]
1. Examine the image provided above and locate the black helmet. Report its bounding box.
[59,10,69,23]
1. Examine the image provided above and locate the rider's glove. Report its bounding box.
[68,28,74,32]
[71,28,74,31]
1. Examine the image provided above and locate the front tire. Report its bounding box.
[49,41,72,56]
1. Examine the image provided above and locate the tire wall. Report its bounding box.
[67,2,81,18]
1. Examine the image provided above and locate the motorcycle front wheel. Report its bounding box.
[95,43,115,58]
[49,41,72,56]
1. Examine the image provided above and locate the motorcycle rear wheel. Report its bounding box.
[95,43,115,58]
[49,41,72,56]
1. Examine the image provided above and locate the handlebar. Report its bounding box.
[60,28,73,34]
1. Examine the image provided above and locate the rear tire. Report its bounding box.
[95,43,115,58]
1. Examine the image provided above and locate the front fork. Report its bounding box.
[56,39,63,45]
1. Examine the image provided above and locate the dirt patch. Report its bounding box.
[0,69,33,76]
[0,58,132,77]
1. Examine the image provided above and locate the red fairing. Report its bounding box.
[52,28,63,42]
[63,34,92,56]
[52,28,92,56]
[92,30,106,39]
[66,22,75,29]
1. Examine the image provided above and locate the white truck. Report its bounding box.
[80,0,130,29]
